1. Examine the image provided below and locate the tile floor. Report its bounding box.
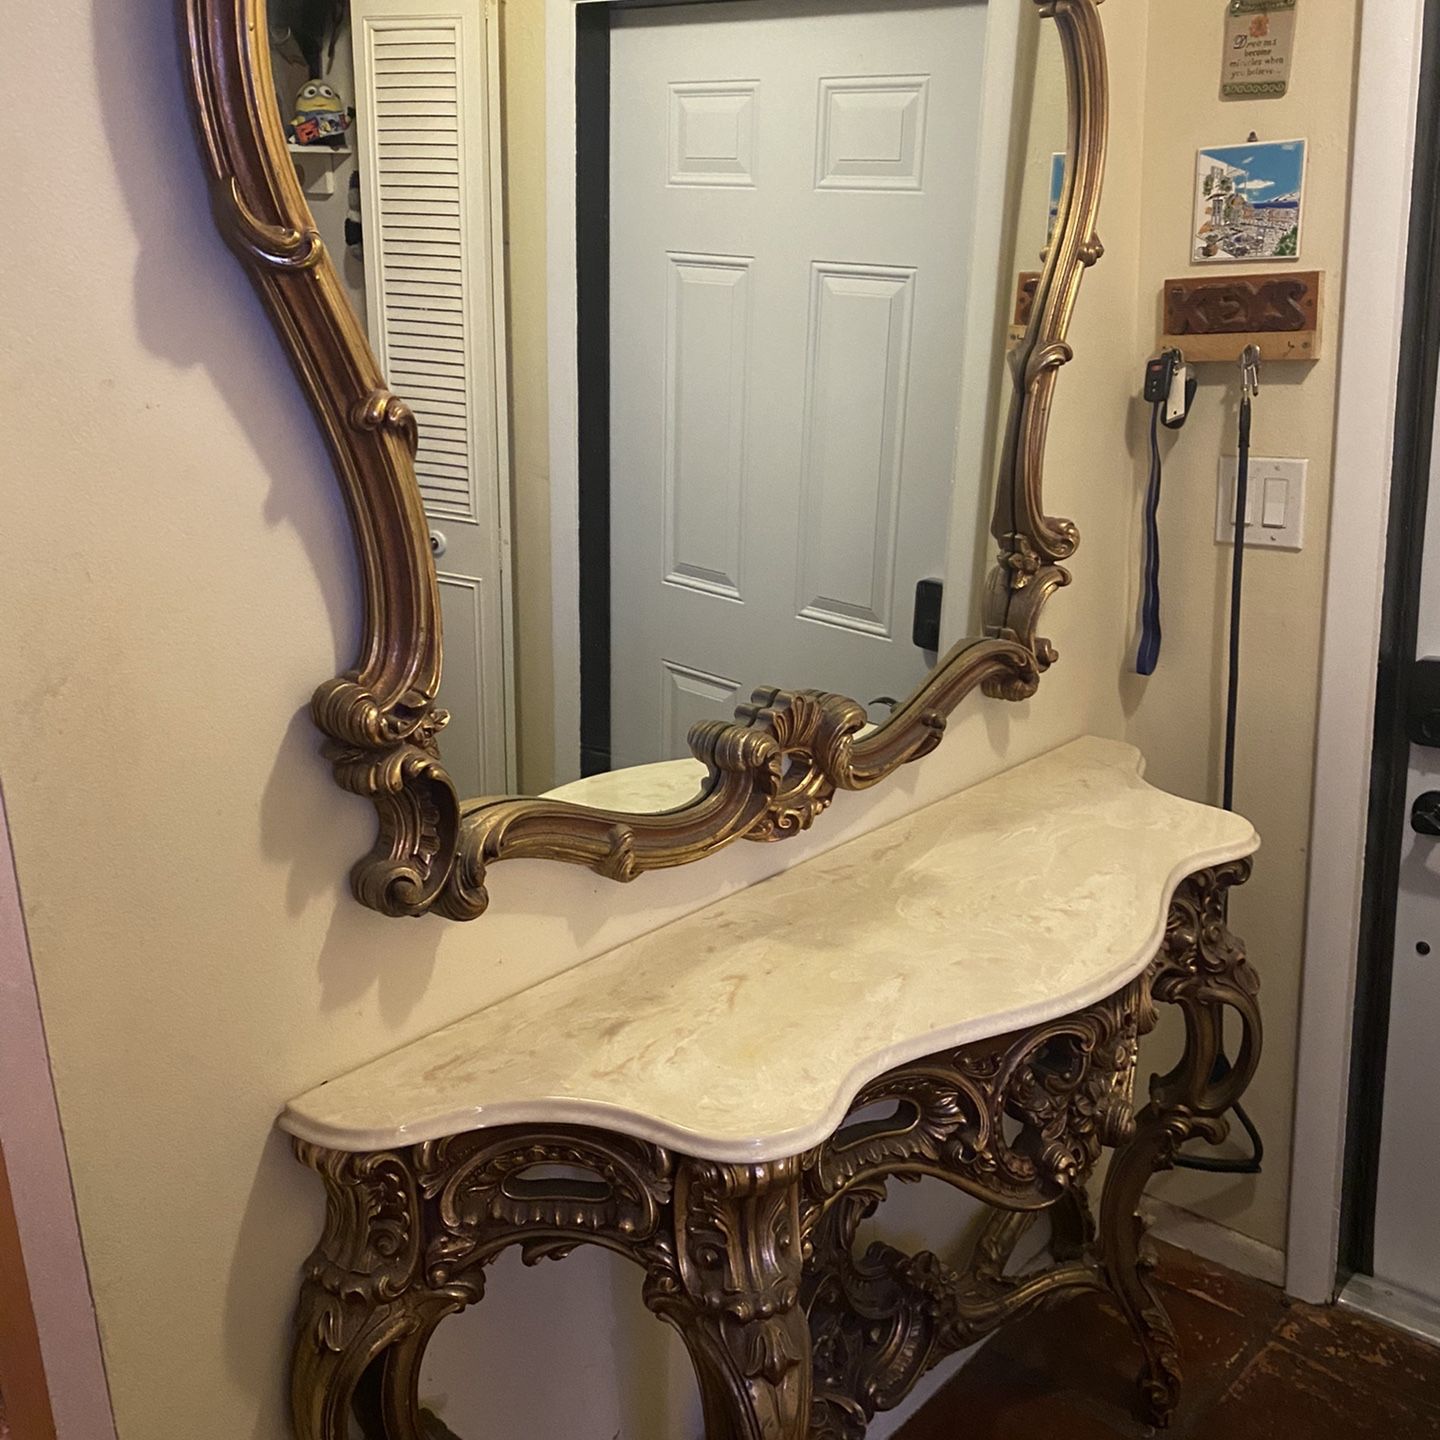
[899,1245,1440,1439]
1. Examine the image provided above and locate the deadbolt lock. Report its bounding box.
[1411,791,1440,837]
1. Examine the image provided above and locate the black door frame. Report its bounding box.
[575,3,612,777]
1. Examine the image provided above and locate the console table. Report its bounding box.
[280,737,1260,1439]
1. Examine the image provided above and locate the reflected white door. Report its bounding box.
[608,0,989,769]
[1373,386,1440,1310]
[352,0,514,795]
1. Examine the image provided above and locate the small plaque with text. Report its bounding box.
[1222,0,1297,100]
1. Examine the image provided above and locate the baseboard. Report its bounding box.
[1141,1196,1286,1287]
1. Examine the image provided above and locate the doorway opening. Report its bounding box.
[573,0,1014,777]
[1339,0,1440,1333]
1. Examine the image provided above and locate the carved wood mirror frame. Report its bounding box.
[183,0,1108,920]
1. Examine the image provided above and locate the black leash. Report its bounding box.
[1221,347,1259,812]
[1175,344,1263,1178]
[1136,349,1195,675]
[1137,399,1164,675]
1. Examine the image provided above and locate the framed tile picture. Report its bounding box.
[1192,138,1306,263]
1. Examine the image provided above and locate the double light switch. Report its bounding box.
[1215,456,1306,551]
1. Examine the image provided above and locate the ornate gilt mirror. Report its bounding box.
[184,0,1106,919]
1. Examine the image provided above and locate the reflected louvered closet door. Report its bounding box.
[352,0,514,796]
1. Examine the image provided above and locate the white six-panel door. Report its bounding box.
[351,0,514,795]
[608,0,989,769]
[1372,387,1440,1310]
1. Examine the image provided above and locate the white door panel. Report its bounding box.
[1373,756,1440,1303]
[609,0,991,769]
[662,252,752,603]
[1373,391,1440,1307]
[796,262,917,638]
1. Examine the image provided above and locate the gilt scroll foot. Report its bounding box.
[1097,1117,1184,1426]
[1097,861,1260,1428]
[644,1157,812,1440]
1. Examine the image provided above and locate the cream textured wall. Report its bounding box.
[2,0,1342,1435]
[1121,1,1361,1252]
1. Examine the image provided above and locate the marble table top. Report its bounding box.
[281,738,1257,1161]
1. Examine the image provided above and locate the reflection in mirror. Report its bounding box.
[266,0,1066,812]
[268,0,514,806]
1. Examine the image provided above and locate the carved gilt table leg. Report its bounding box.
[289,1144,453,1440]
[803,1194,1117,1440]
[799,979,1152,1439]
[796,864,1259,1436]
[1097,860,1261,1427]
[645,1158,813,1440]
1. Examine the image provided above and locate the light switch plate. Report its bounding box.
[1215,456,1306,551]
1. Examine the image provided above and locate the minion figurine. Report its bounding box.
[287,79,352,147]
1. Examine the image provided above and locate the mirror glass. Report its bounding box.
[266,0,1065,809]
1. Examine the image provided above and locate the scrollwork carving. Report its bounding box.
[290,1128,678,1439]
[413,1129,674,1300]
[324,741,460,919]
[350,390,420,456]
[807,977,1151,1214]
[293,1144,423,1357]
[800,976,1152,1437]
[290,1143,432,1440]
[187,0,454,923]
[804,1191,1111,1438]
[439,644,1035,919]
[645,1158,813,1439]
[224,178,325,268]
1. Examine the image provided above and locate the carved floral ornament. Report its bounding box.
[184,0,1110,918]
